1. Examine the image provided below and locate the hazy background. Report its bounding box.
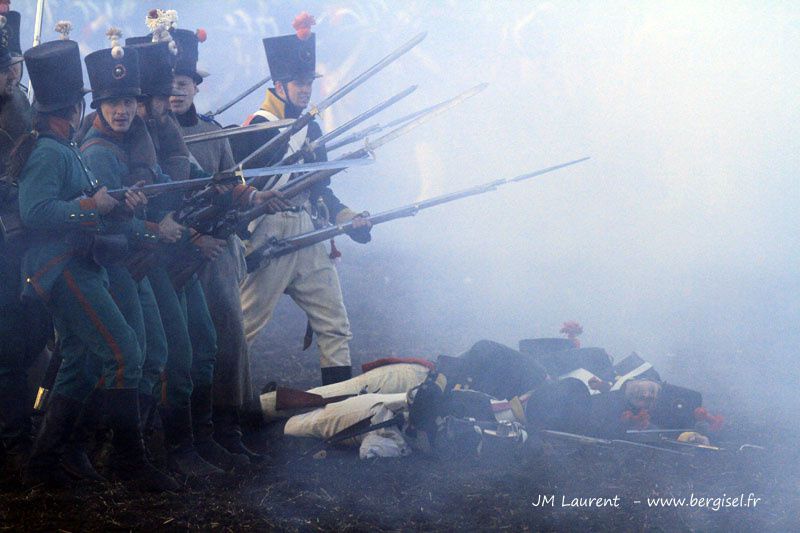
[14,1,799,430]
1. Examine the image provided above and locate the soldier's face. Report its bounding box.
[100,97,138,133]
[624,380,661,410]
[0,63,20,97]
[170,75,197,115]
[278,78,314,109]
[138,95,170,120]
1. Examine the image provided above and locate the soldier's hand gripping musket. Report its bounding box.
[176,83,487,243]
[245,157,590,272]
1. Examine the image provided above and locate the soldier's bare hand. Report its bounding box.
[91,186,119,215]
[193,234,226,260]
[351,212,372,229]
[124,182,148,211]
[158,212,185,243]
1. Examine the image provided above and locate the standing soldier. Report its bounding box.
[0,5,48,482]
[73,31,184,481]
[233,14,372,386]
[169,27,262,464]
[16,36,176,491]
[125,32,226,476]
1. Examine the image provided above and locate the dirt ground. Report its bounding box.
[1,248,798,531]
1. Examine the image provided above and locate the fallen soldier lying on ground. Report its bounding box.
[260,335,723,459]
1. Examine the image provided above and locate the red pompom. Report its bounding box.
[560,321,583,347]
[196,28,207,43]
[292,12,316,41]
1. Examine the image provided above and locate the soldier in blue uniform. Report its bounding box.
[16,38,176,491]
[169,26,262,465]
[125,35,226,476]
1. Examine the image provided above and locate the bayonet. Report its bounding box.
[278,84,418,166]
[28,0,46,104]
[183,119,294,144]
[326,98,458,153]
[206,75,271,118]
[243,83,488,211]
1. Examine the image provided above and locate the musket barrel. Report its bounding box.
[183,119,294,144]
[208,75,271,118]
[244,157,590,272]
[307,84,418,155]
[233,33,427,174]
[326,83,488,154]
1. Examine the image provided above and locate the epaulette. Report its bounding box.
[198,113,222,127]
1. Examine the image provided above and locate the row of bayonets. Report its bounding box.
[81,32,589,283]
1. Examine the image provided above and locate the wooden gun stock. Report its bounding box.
[275,387,355,411]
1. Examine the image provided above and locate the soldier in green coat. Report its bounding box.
[63,40,187,482]
[125,36,227,477]
[169,27,264,464]
[17,39,176,491]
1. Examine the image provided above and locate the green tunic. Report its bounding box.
[80,123,168,398]
[18,128,143,400]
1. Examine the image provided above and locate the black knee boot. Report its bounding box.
[1,391,33,483]
[160,403,224,477]
[191,385,248,472]
[23,393,81,488]
[321,366,352,386]
[213,405,264,463]
[61,388,106,482]
[106,388,179,492]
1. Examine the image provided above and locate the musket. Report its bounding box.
[166,84,485,287]
[183,119,294,144]
[277,85,418,167]
[245,157,589,272]
[541,430,691,456]
[174,157,375,231]
[233,32,427,174]
[122,158,373,287]
[325,99,449,153]
[184,84,484,238]
[98,173,242,201]
[28,0,46,104]
[236,82,488,227]
[275,387,356,411]
[206,75,271,119]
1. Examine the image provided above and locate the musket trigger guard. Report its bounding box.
[234,166,246,185]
